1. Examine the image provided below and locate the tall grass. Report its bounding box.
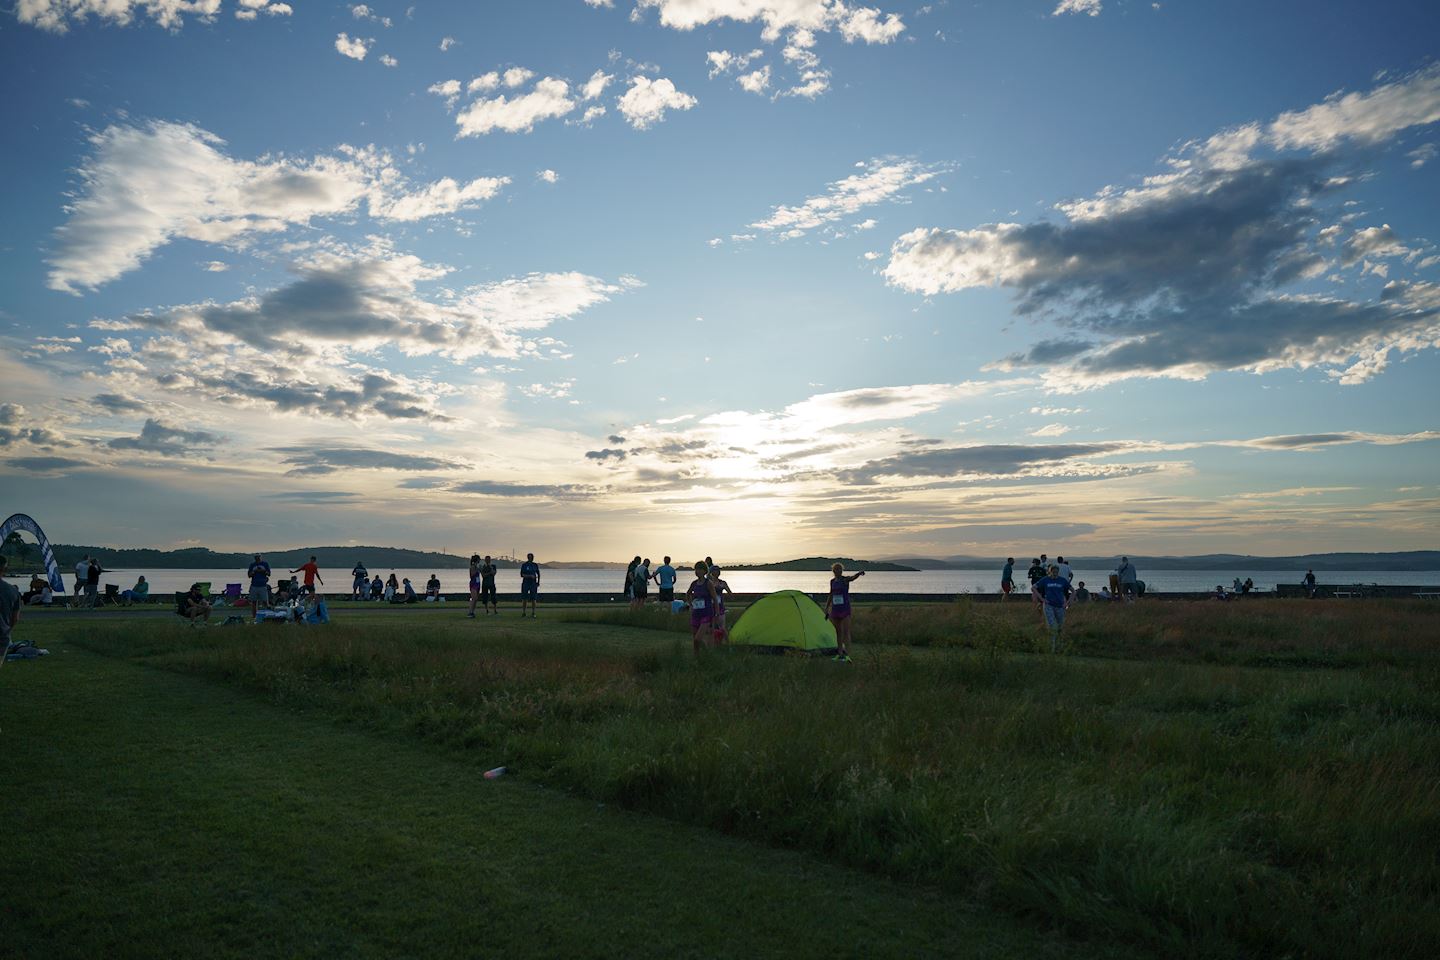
[70,602,1440,958]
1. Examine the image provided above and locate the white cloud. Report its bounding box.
[439,36,457,51]
[883,69,1440,387]
[46,121,512,292]
[1030,423,1072,438]
[581,69,613,100]
[1052,0,1102,16]
[335,33,372,61]
[750,158,945,236]
[503,66,536,88]
[455,77,576,136]
[429,79,462,104]
[379,54,398,67]
[468,72,501,94]
[1409,143,1437,168]
[706,48,763,77]
[537,169,559,184]
[17,0,222,32]
[838,6,904,42]
[616,76,697,129]
[738,66,771,94]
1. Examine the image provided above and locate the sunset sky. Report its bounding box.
[1,0,1437,560]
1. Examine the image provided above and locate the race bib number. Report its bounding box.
[832,594,846,605]
[693,598,707,609]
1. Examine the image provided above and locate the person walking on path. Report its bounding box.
[824,562,865,662]
[0,556,22,662]
[247,554,271,621]
[655,557,677,605]
[685,562,718,654]
[467,554,482,618]
[1117,556,1139,602]
[1034,564,1073,652]
[519,553,541,618]
[480,556,498,615]
[291,556,323,594]
[1000,557,1015,601]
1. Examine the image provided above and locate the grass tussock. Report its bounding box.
[69,601,1440,959]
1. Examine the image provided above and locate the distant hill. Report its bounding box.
[887,552,1440,572]
[3,544,476,571]
[726,557,919,572]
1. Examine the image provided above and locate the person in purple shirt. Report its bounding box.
[824,562,866,662]
[1033,564,1073,652]
[685,562,717,654]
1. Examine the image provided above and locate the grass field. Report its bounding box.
[4,598,1437,958]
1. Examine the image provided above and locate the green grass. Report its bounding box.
[0,638,1117,960]
[7,599,1439,958]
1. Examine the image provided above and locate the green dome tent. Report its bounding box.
[728,590,838,654]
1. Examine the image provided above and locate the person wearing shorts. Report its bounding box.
[824,562,865,662]
[519,553,540,618]
[655,556,677,604]
[246,553,271,622]
[1000,557,1015,600]
[467,554,481,618]
[686,562,717,654]
[480,556,498,614]
[631,558,651,610]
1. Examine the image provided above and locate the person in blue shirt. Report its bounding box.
[1034,564,1072,652]
[1000,557,1015,601]
[654,556,678,604]
[246,553,271,621]
[519,552,541,618]
[351,562,368,600]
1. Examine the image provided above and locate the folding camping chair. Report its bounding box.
[214,583,242,607]
[103,584,122,606]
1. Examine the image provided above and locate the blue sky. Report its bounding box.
[1,0,1437,560]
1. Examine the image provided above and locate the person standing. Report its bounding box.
[623,556,640,603]
[1116,556,1139,602]
[685,562,717,654]
[1000,557,1015,600]
[1303,569,1317,599]
[1034,564,1072,652]
[247,553,272,620]
[1027,557,1044,607]
[480,556,498,615]
[655,556,677,605]
[631,558,651,610]
[291,556,323,594]
[0,556,21,660]
[85,557,102,608]
[351,561,368,600]
[467,554,482,618]
[708,564,733,644]
[824,562,865,662]
[1056,556,1073,583]
[71,554,90,608]
[519,552,541,618]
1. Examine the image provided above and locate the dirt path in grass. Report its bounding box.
[1,645,1144,960]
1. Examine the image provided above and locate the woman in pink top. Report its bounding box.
[685,562,717,655]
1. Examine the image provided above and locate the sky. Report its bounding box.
[1,0,1438,561]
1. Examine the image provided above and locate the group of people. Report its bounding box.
[624,556,680,609]
[463,553,542,618]
[998,553,1143,651]
[347,562,430,604]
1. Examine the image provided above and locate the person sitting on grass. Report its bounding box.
[425,574,441,600]
[685,562,717,655]
[369,575,384,600]
[1033,564,1072,653]
[824,562,866,662]
[1212,585,1231,601]
[400,578,417,603]
[179,583,212,625]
